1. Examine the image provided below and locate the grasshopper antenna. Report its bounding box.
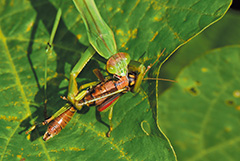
[143,77,176,83]
[142,48,176,83]
[143,48,166,77]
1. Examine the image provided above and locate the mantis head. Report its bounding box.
[106,52,130,77]
[106,49,173,93]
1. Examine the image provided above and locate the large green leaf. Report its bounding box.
[158,9,240,161]
[159,45,240,161]
[0,0,231,160]
[160,9,240,86]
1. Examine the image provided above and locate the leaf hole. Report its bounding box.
[225,100,235,106]
[195,81,201,86]
[187,87,199,96]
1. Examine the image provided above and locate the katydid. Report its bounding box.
[26,0,174,141]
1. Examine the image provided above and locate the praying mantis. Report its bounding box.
[27,0,173,141]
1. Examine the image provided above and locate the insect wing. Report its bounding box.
[93,68,105,82]
[97,93,122,112]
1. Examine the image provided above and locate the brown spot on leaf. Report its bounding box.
[187,87,198,96]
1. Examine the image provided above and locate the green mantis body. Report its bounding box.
[27,0,163,141]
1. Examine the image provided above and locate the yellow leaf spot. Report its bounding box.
[109,7,113,11]
[201,68,208,72]
[0,115,19,121]
[14,101,18,106]
[117,8,124,13]
[131,28,138,39]
[89,122,94,126]
[121,42,127,48]
[76,34,82,40]
[6,126,11,129]
[154,17,162,21]
[27,134,31,140]
[26,22,34,32]
[116,29,124,36]
[233,90,240,98]
[69,147,81,151]
[152,1,162,10]
[10,1,14,6]
[224,127,231,132]
[150,31,158,42]
[51,149,58,153]
[235,106,240,111]
[127,29,138,39]
[17,155,22,158]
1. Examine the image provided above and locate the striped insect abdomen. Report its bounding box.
[43,106,76,141]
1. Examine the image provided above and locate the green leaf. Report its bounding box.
[158,9,240,161]
[0,0,231,160]
[160,9,240,85]
[158,46,240,161]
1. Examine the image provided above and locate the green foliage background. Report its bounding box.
[0,0,237,161]
[159,9,240,161]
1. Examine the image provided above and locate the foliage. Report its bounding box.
[0,0,233,160]
[159,9,240,161]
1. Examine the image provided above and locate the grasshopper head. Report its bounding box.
[128,61,146,93]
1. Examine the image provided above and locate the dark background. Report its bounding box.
[231,0,240,10]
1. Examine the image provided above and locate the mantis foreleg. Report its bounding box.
[67,46,96,105]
